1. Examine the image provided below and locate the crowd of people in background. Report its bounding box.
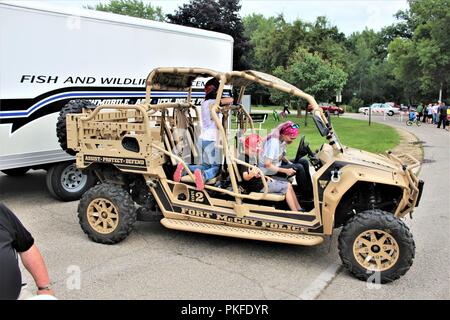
[414,101,449,130]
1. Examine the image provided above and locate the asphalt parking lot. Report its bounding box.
[1,113,449,300]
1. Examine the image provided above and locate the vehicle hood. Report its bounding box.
[342,147,400,171]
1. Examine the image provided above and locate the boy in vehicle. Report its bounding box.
[238,134,304,212]
[259,121,313,200]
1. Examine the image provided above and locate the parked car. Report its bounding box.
[308,102,344,115]
[358,103,400,116]
[319,102,345,115]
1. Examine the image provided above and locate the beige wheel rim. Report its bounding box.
[87,198,119,234]
[353,229,399,272]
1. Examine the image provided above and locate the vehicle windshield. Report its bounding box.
[227,70,344,152]
[312,112,329,137]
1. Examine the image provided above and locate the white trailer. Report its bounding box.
[0,1,233,200]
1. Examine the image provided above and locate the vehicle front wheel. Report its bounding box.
[388,111,394,116]
[338,210,415,284]
[78,183,137,244]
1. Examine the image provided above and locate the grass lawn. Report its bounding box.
[233,113,400,159]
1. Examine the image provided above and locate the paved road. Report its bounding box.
[1,113,448,300]
[318,113,449,300]
[1,172,341,300]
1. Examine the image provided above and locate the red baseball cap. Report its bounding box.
[244,134,262,151]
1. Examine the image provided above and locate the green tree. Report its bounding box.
[343,29,400,105]
[87,0,165,21]
[243,15,350,105]
[167,0,251,70]
[271,48,348,115]
[303,16,349,68]
[388,38,422,103]
[388,0,450,101]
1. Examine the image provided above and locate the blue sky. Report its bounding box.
[43,0,409,35]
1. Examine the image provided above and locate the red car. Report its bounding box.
[308,103,344,115]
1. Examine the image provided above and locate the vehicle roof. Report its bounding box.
[1,1,234,42]
[147,67,307,98]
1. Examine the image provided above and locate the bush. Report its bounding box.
[347,98,365,113]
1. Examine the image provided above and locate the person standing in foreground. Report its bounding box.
[0,203,54,299]
[173,77,233,190]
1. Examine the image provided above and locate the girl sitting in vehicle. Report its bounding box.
[173,77,233,190]
[238,134,304,212]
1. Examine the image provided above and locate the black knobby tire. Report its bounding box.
[57,99,95,156]
[1,167,30,176]
[78,183,137,244]
[338,210,415,284]
[46,162,97,201]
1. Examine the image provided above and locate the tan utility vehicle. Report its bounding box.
[59,67,424,283]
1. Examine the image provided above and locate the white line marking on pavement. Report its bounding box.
[299,261,342,300]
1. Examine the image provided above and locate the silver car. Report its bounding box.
[358,103,400,116]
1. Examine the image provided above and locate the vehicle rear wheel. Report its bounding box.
[57,99,95,156]
[406,120,413,126]
[388,111,394,116]
[338,209,415,284]
[46,162,96,201]
[78,183,137,244]
[1,167,30,176]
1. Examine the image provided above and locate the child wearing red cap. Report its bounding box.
[238,134,304,212]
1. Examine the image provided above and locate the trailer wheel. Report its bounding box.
[57,99,95,156]
[1,167,30,176]
[46,162,96,201]
[338,210,415,284]
[78,183,137,244]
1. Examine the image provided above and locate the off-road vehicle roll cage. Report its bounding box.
[62,67,424,283]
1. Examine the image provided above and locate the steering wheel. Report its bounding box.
[295,136,322,169]
[295,136,309,161]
